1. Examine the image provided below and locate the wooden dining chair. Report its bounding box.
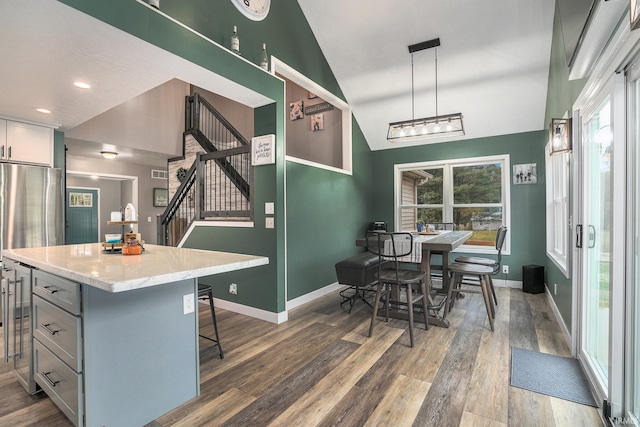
[366,231,429,347]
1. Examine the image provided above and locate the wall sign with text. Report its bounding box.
[252,134,276,165]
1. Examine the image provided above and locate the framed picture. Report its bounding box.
[311,114,324,132]
[252,134,276,165]
[290,100,304,121]
[633,0,640,31]
[69,192,93,207]
[153,188,169,207]
[513,163,537,185]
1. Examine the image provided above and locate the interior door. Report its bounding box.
[66,188,99,244]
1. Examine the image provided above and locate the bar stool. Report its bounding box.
[198,283,224,359]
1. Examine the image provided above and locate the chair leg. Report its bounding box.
[420,280,429,331]
[406,284,415,347]
[485,275,496,319]
[488,275,498,306]
[368,282,383,338]
[384,284,391,323]
[479,276,495,332]
[207,290,224,359]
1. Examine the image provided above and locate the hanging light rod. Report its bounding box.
[408,38,440,53]
[388,37,465,143]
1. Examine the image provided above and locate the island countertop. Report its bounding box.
[2,243,269,293]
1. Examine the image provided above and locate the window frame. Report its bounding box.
[394,154,511,255]
[545,144,570,277]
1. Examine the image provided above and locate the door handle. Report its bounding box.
[41,371,60,387]
[576,224,583,248]
[588,225,596,249]
[1,279,8,363]
[41,323,60,335]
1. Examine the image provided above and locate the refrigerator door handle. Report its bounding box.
[3,278,15,363]
[1,279,7,363]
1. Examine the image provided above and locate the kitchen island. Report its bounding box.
[2,243,269,427]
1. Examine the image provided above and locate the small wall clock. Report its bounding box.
[231,0,270,21]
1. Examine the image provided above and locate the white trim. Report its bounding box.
[493,279,523,289]
[285,155,353,176]
[176,220,255,248]
[205,298,286,324]
[286,282,344,311]
[271,57,353,175]
[545,286,573,354]
[393,154,511,255]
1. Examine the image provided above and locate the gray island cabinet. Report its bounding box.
[2,243,268,427]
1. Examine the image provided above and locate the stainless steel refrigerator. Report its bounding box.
[0,164,64,394]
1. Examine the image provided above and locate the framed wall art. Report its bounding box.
[153,188,169,207]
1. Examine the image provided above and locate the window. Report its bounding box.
[545,145,570,276]
[396,155,510,253]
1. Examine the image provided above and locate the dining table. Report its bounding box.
[356,230,473,328]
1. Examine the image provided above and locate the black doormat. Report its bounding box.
[510,347,597,407]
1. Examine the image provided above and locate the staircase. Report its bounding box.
[157,93,253,246]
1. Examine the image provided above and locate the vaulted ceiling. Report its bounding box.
[1,0,571,162]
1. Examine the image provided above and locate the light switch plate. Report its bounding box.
[266,217,274,228]
[265,202,274,214]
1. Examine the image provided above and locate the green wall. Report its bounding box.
[542,2,588,330]
[370,131,548,282]
[60,0,373,313]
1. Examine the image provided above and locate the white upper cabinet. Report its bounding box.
[1,120,53,166]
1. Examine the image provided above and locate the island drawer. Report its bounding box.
[33,269,81,315]
[34,338,83,427]
[33,295,82,372]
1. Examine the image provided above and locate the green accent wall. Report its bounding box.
[59,0,372,313]
[542,2,588,330]
[370,131,548,282]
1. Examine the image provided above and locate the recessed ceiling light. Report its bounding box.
[74,81,91,89]
[36,108,51,114]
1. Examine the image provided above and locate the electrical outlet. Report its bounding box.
[183,293,195,314]
[229,283,238,295]
[502,265,509,274]
[554,283,557,295]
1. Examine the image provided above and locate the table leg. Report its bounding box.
[420,248,450,328]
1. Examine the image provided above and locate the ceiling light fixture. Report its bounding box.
[74,81,91,89]
[36,108,51,114]
[388,38,464,142]
[100,151,118,159]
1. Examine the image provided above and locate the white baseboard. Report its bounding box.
[544,286,572,352]
[203,298,286,324]
[197,282,343,325]
[286,282,344,311]
[493,279,522,289]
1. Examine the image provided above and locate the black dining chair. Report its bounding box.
[366,231,429,347]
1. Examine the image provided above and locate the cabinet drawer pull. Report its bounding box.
[41,323,59,335]
[39,285,58,294]
[41,371,60,387]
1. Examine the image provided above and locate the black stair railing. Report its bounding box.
[158,93,254,246]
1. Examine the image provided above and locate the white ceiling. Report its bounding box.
[298,0,556,151]
[0,0,556,161]
[0,0,271,165]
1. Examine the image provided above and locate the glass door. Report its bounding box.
[580,93,612,394]
[626,60,640,424]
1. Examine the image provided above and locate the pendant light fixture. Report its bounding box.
[387,38,464,142]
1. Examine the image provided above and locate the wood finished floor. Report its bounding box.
[0,286,603,427]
